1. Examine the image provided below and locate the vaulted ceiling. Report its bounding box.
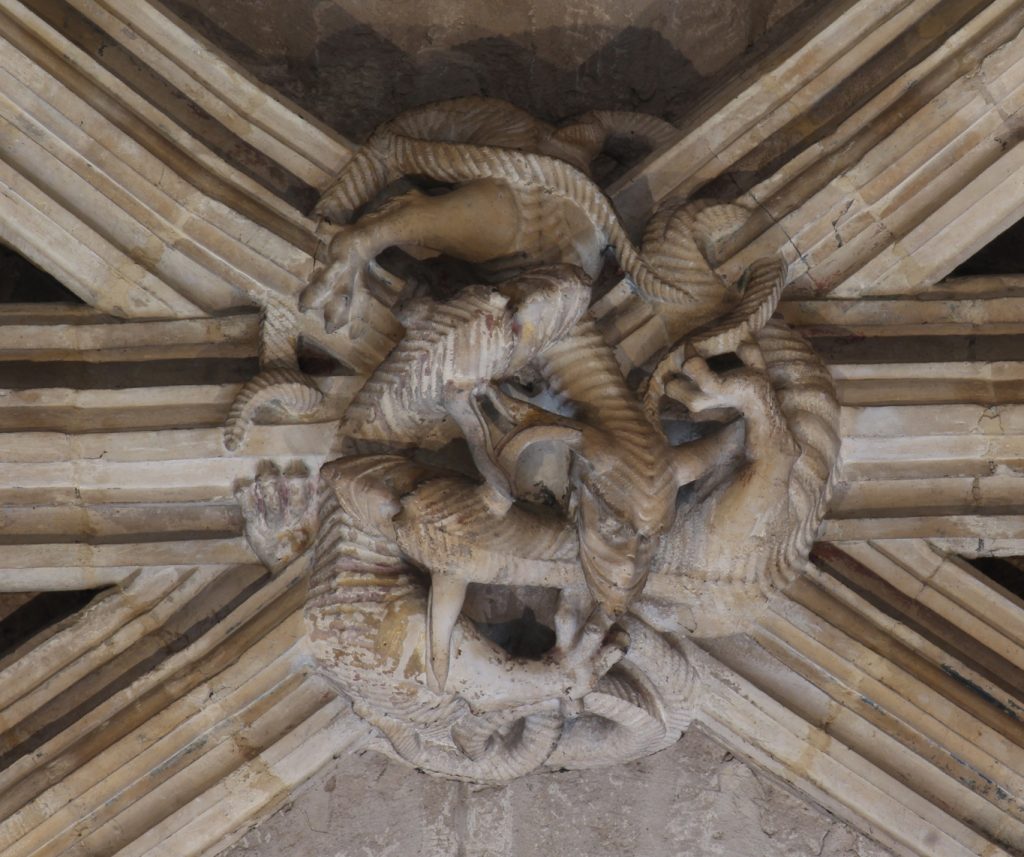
[1,1,1023,855]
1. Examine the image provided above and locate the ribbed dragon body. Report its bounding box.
[305,454,568,784]
[306,453,696,784]
[342,266,684,620]
[290,99,842,785]
[343,266,591,451]
[344,287,514,449]
[223,295,324,451]
[315,96,731,324]
[536,319,680,615]
[317,96,677,219]
[651,320,841,636]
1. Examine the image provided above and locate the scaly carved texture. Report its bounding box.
[316,97,677,220]
[307,262,709,779]
[346,268,683,617]
[343,265,590,449]
[315,97,729,314]
[307,304,829,776]
[344,288,513,448]
[304,455,698,783]
[545,614,697,771]
[394,474,579,586]
[304,456,565,784]
[538,319,680,615]
[224,295,324,451]
[653,320,841,636]
[303,99,838,783]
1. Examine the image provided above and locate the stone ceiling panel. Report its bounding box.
[1,1,1023,856]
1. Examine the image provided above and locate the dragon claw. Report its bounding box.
[235,461,317,573]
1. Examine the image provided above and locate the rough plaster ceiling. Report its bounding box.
[222,727,896,857]
[164,0,822,139]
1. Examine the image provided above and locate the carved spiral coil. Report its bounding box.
[301,99,841,781]
[546,615,697,770]
[305,460,566,785]
[223,368,323,451]
[652,319,841,635]
[755,320,842,590]
[223,296,324,451]
[305,456,699,784]
[573,110,679,151]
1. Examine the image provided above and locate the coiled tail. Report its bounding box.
[537,318,679,615]
[755,320,841,591]
[223,368,324,451]
[653,320,841,635]
[305,455,566,784]
[565,110,678,153]
[373,706,563,785]
[314,144,396,223]
[547,615,697,770]
[224,298,324,451]
[315,97,547,223]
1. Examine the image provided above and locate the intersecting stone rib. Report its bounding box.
[64,0,354,188]
[692,639,1008,857]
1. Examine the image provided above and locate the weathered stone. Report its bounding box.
[0,1,1022,855]
[222,728,895,857]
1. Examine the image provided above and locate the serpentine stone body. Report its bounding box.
[233,97,842,783]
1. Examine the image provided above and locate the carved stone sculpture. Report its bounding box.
[234,97,841,783]
[235,460,318,573]
[302,96,765,339]
[223,295,324,451]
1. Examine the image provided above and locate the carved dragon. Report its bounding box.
[334,264,742,689]
[302,96,767,339]
[233,98,840,783]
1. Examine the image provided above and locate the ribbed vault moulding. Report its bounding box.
[1,0,1024,855]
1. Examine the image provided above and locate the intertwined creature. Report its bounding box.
[236,97,841,783]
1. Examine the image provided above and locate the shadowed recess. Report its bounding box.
[966,557,1024,603]
[162,0,830,142]
[951,218,1024,279]
[0,245,84,304]
[0,589,97,661]
[18,0,321,213]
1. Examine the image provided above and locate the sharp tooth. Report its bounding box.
[426,575,468,693]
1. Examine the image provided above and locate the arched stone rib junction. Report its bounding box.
[0,287,1022,854]
[0,558,371,857]
[5,303,1021,590]
[0,0,398,373]
[0,0,1023,854]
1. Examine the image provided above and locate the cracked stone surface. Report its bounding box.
[223,727,894,857]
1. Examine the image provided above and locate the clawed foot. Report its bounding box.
[301,226,385,336]
[549,615,628,714]
[665,353,775,417]
[235,461,318,572]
